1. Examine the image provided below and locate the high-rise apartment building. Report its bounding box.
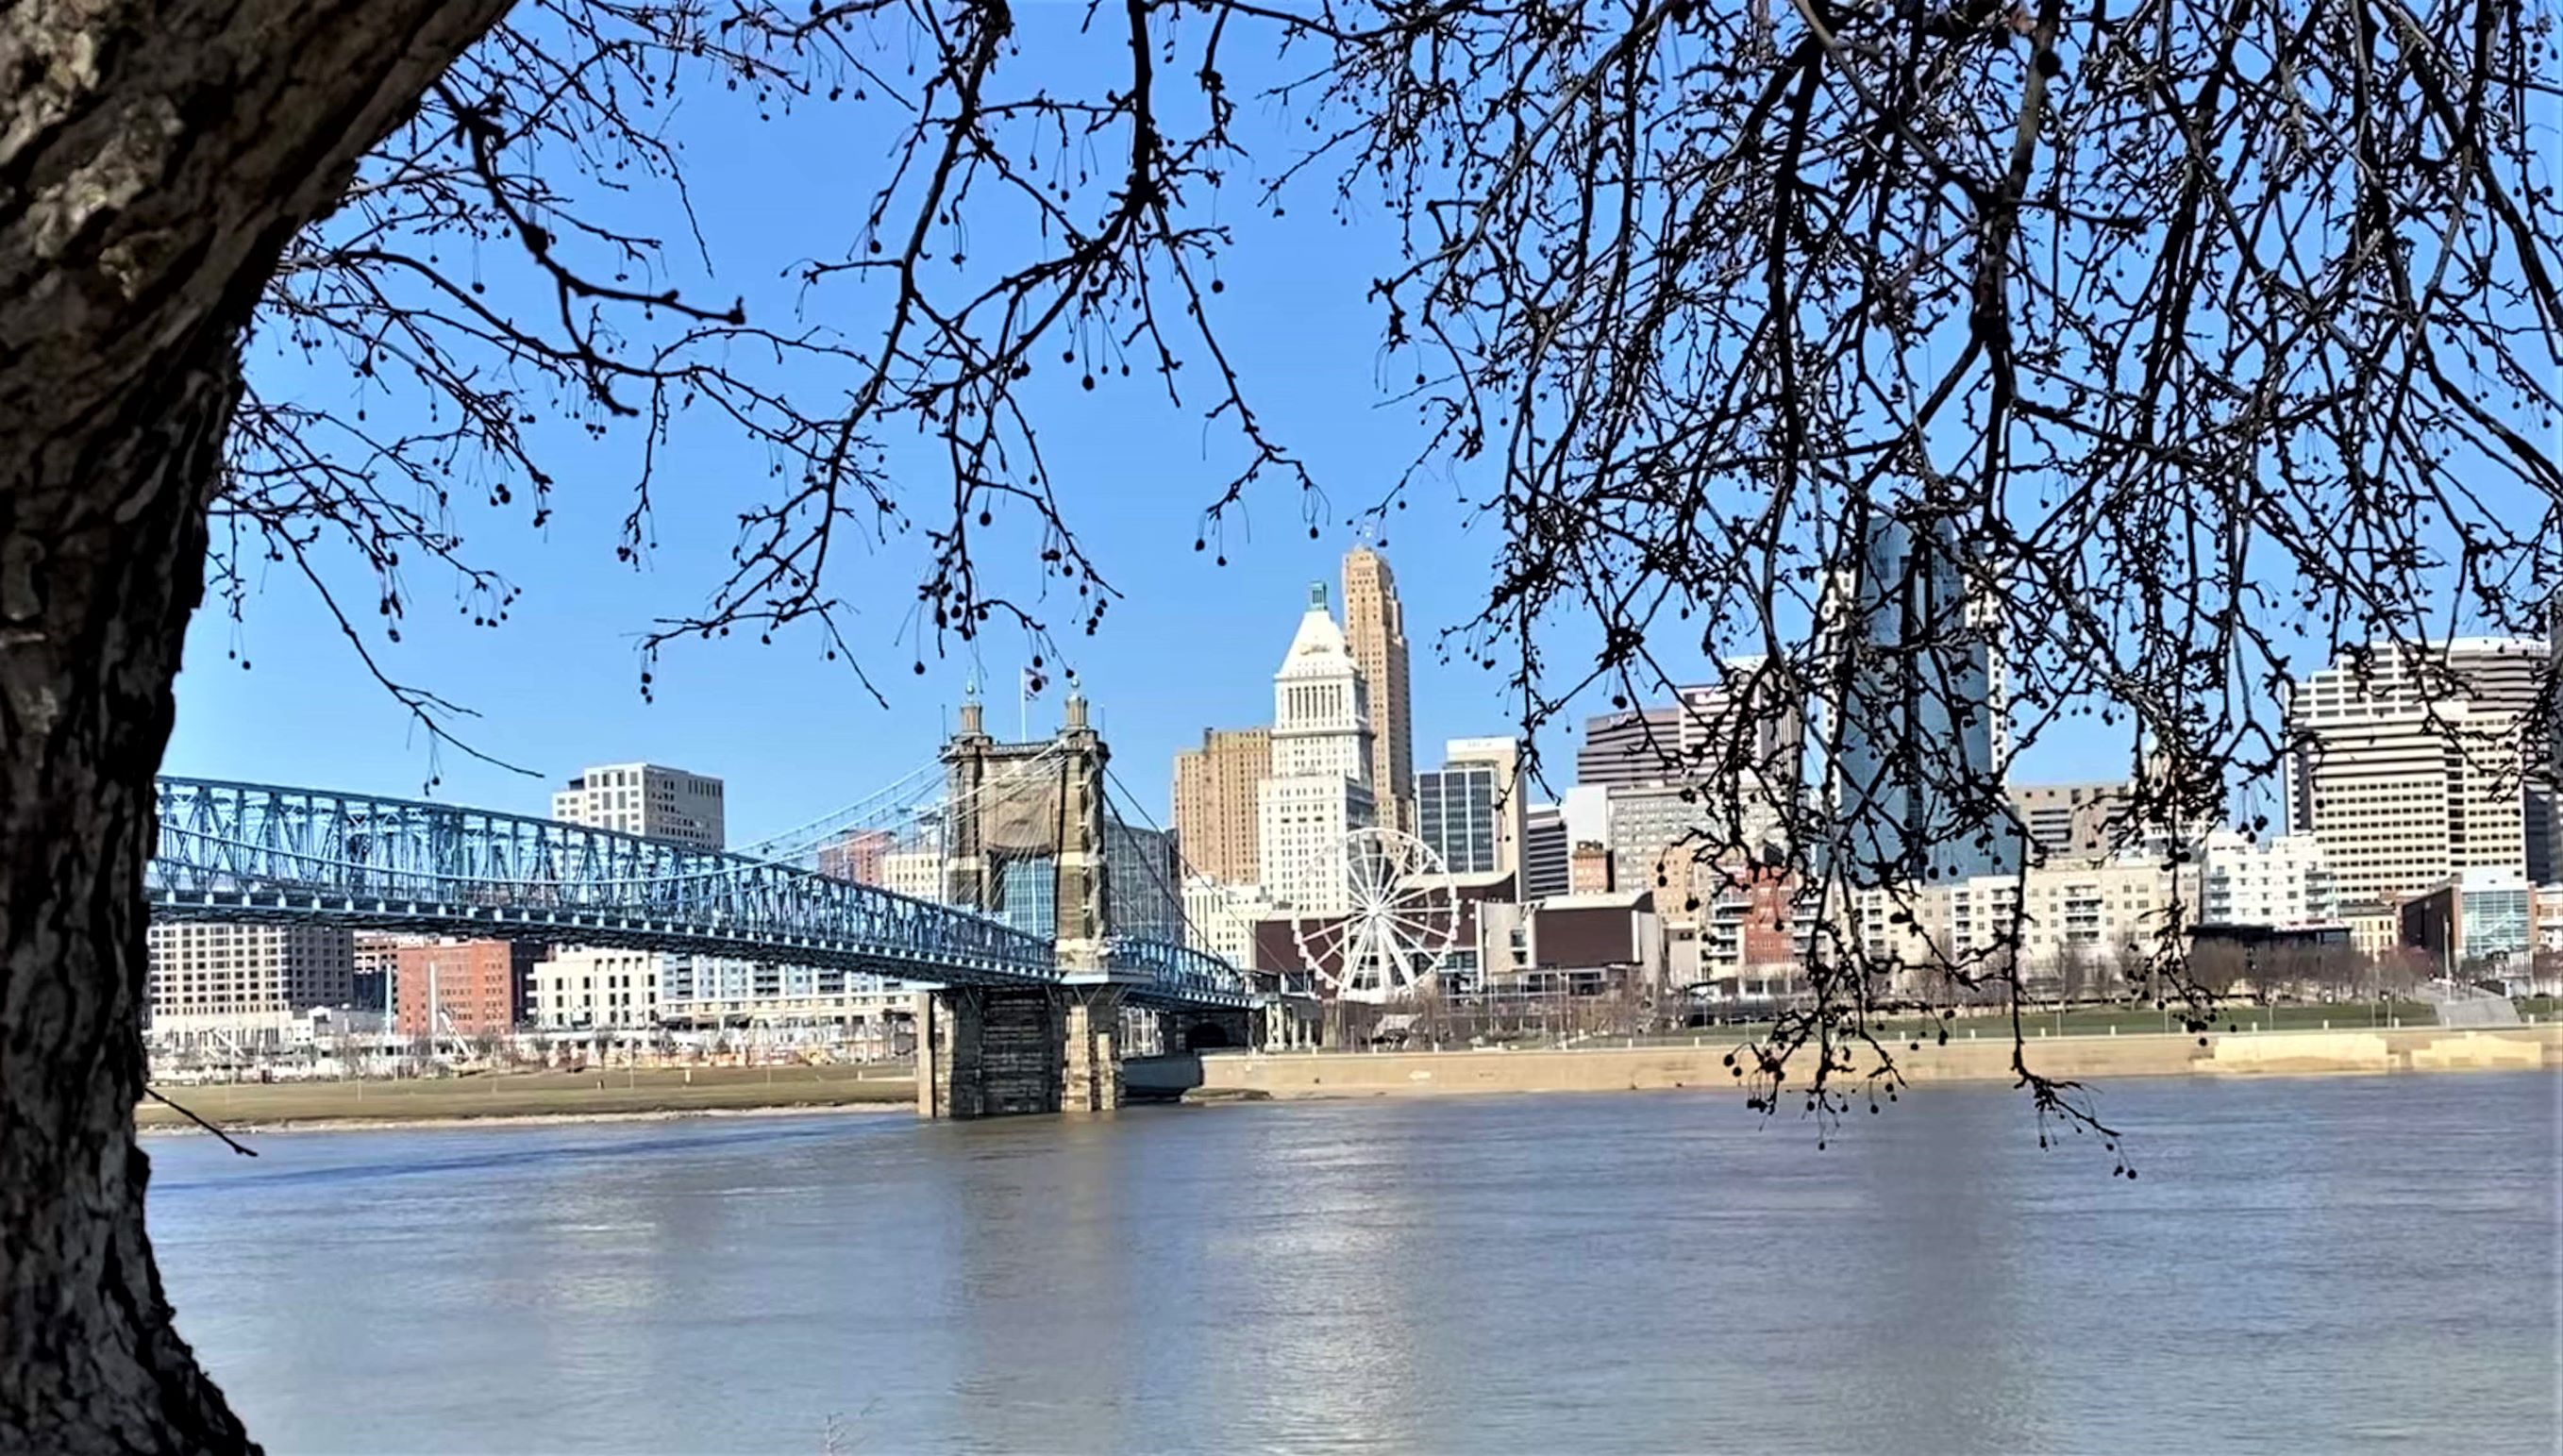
[1343,546,1415,833]
[1829,510,2017,887]
[1417,737,1526,885]
[881,847,946,901]
[550,761,726,847]
[532,947,661,1030]
[2009,779,2136,864]
[145,923,355,1045]
[2284,638,2556,902]
[1868,855,2200,991]
[1694,865,1803,987]
[1606,783,1715,885]
[1577,705,1682,788]
[1258,583,1379,914]
[1522,805,1570,900]
[1675,665,1807,788]
[550,762,724,1034]
[1183,877,1274,967]
[659,958,899,1023]
[2198,829,2337,929]
[1172,727,1271,885]
[351,930,428,1012]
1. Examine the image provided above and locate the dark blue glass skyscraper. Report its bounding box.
[1830,510,2019,888]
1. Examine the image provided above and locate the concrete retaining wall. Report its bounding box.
[1195,1026,2563,1101]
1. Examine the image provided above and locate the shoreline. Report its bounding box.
[1193,1025,2563,1102]
[136,1065,916,1135]
[138,1099,913,1137]
[136,1027,2562,1134]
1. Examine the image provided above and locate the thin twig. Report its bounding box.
[143,1087,260,1158]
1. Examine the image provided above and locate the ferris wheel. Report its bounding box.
[1293,827,1460,1003]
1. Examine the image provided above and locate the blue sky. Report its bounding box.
[165,8,2413,842]
[170,14,1577,839]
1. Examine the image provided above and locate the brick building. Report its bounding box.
[395,940,542,1038]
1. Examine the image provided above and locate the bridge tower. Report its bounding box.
[915,688,1127,1117]
[1049,690,1126,1114]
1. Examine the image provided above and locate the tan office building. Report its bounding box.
[1343,545,1415,834]
[1173,727,1271,885]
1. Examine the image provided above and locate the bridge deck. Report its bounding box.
[148,777,1261,1010]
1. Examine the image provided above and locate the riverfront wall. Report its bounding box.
[1193,1026,2563,1100]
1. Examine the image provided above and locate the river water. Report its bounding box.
[149,1073,2559,1454]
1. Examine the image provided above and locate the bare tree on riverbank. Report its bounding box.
[4,0,2557,1444]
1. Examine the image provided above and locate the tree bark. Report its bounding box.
[0,0,509,1447]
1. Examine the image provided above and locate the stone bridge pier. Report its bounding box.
[913,985,1127,1117]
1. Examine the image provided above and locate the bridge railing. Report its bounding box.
[149,778,1051,974]
[1104,936,1263,1001]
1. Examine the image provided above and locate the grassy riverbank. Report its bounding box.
[138,1064,916,1132]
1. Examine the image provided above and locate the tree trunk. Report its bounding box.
[0,343,250,1455]
[0,0,510,1447]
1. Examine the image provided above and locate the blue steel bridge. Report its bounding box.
[146,774,1262,1012]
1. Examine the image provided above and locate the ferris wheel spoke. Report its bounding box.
[1382,894,1451,926]
[1296,826,1452,1003]
[1295,916,1351,983]
[1387,925,1451,955]
[1352,845,1392,899]
[1382,902,1454,941]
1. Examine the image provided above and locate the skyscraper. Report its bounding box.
[1521,804,1570,900]
[1172,727,1271,885]
[1674,667,1806,784]
[1258,583,1379,914]
[1829,510,2017,888]
[1416,738,1524,885]
[1343,545,1415,833]
[1577,704,1682,788]
[549,761,726,1032]
[2284,637,2556,901]
[2007,779,2136,864]
[550,761,725,848]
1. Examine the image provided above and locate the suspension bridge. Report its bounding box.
[149,691,1296,1116]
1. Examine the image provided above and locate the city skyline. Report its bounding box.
[166,544,2408,849]
[163,561,2561,874]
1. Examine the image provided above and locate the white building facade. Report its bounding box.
[1182,876,1273,967]
[1257,584,1379,915]
[533,947,662,1030]
[551,761,727,848]
[548,761,726,1029]
[2198,829,2338,928]
[1856,855,2203,994]
[2285,638,2555,901]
